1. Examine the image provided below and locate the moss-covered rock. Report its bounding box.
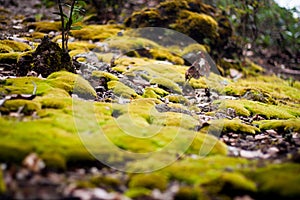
[170,10,218,43]
[128,173,168,191]
[31,36,74,77]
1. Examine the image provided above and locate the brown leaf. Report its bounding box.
[185,51,211,81]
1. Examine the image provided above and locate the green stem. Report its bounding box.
[57,0,66,53]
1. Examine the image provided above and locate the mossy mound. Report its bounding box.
[0,99,41,115]
[107,81,139,99]
[47,71,96,99]
[170,10,218,43]
[257,119,300,133]
[142,87,169,99]
[0,40,31,52]
[174,186,203,200]
[28,21,61,33]
[125,0,233,54]
[217,99,300,119]
[218,58,264,77]
[125,188,151,199]
[245,163,300,199]
[128,173,168,191]
[150,77,182,94]
[71,24,123,41]
[224,75,300,103]
[92,71,119,81]
[0,52,20,63]
[214,118,260,135]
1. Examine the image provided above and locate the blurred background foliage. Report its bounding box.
[43,0,299,67]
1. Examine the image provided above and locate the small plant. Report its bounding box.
[55,0,86,53]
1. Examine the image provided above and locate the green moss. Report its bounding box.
[224,75,300,102]
[29,21,61,33]
[37,97,69,109]
[30,32,46,39]
[216,118,260,134]
[149,48,184,65]
[167,95,189,104]
[182,44,209,56]
[0,99,41,115]
[257,119,300,133]
[69,49,88,57]
[125,188,152,199]
[129,173,168,191]
[142,87,169,99]
[90,175,121,190]
[202,172,256,199]
[245,163,300,199]
[0,170,5,194]
[65,41,97,51]
[106,36,160,53]
[71,24,123,41]
[0,44,13,53]
[0,40,31,52]
[41,152,66,170]
[163,156,250,185]
[47,71,96,99]
[217,99,299,119]
[92,71,119,81]
[171,11,218,43]
[150,77,182,94]
[124,8,162,27]
[0,52,20,63]
[108,81,138,99]
[174,186,203,200]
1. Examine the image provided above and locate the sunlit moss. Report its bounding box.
[28,21,61,33]
[0,40,31,52]
[0,52,20,63]
[92,71,119,81]
[0,169,5,194]
[108,81,139,99]
[71,24,123,41]
[257,118,300,133]
[129,173,168,191]
[0,99,41,115]
[150,77,182,94]
[224,75,300,102]
[170,10,219,42]
[47,71,96,99]
[244,163,300,199]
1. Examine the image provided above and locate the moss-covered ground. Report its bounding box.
[0,9,300,199]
